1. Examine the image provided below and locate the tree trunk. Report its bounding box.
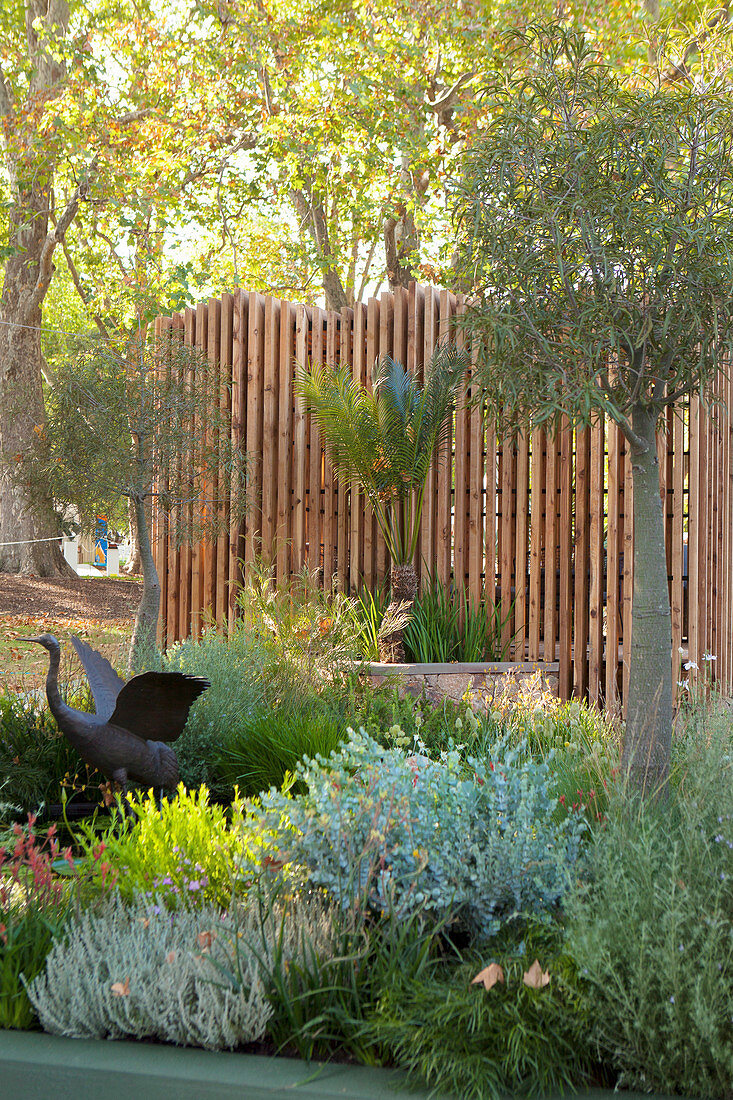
[129,494,160,673]
[123,497,142,574]
[378,561,418,663]
[622,404,673,796]
[0,201,72,577]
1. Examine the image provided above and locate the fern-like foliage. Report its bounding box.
[296,344,466,564]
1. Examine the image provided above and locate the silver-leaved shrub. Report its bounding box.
[27,895,273,1049]
[246,729,584,937]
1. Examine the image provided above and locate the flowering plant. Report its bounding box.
[0,817,70,1028]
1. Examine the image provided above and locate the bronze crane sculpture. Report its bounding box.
[19,634,209,794]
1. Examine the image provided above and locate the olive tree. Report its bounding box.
[454,25,733,794]
[27,331,247,670]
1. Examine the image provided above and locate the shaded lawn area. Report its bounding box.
[0,573,139,689]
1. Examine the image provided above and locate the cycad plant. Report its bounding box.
[296,345,466,661]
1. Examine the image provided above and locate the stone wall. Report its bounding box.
[368,662,560,708]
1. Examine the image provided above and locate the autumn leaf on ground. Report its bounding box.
[197,930,215,950]
[110,978,130,997]
[471,962,505,991]
[523,960,550,989]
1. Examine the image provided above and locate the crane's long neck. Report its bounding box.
[45,643,76,733]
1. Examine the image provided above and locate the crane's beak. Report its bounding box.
[17,636,42,644]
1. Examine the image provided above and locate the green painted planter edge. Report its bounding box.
[0,1029,688,1100]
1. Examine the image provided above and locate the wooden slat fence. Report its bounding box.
[151,283,733,706]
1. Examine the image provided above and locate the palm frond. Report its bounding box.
[295,342,468,566]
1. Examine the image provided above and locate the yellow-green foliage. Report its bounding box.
[73,786,250,907]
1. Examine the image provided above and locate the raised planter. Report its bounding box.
[368,661,560,706]
[0,1030,444,1099]
[0,1030,680,1100]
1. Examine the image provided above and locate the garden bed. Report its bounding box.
[368,661,559,704]
[0,1031,679,1100]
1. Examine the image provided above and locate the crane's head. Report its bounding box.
[17,633,60,653]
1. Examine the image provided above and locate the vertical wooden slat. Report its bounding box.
[190,301,207,639]
[605,418,621,711]
[436,290,453,587]
[167,313,185,646]
[453,316,469,600]
[276,299,294,586]
[573,427,590,697]
[420,286,438,585]
[467,342,484,605]
[377,292,394,584]
[179,308,195,640]
[588,418,605,704]
[308,306,324,576]
[260,297,280,566]
[499,435,516,656]
[363,297,379,589]
[244,293,265,569]
[337,306,353,590]
[558,417,574,698]
[528,429,544,661]
[203,296,221,624]
[543,427,558,664]
[350,302,367,592]
[228,291,248,631]
[321,310,339,586]
[514,431,530,661]
[153,316,168,649]
[688,397,699,669]
[485,416,498,619]
[216,294,233,628]
[292,304,308,575]
[670,403,684,693]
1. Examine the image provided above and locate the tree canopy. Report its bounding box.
[453,23,733,793]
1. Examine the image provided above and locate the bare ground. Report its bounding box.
[0,572,142,689]
[0,572,142,622]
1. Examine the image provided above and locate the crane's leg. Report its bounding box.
[111,768,133,821]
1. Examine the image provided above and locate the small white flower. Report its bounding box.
[684,660,698,671]
[678,646,684,654]
[702,653,717,661]
[676,680,690,691]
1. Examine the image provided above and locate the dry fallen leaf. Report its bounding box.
[166,951,176,964]
[110,978,130,997]
[197,930,215,951]
[523,960,550,989]
[471,962,505,991]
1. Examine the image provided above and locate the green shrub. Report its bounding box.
[0,688,102,816]
[28,893,271,1048]
[216,704,346,797]
[403,579,509,663]
[0,820,70,1028]
[167,566,368,797]
[364,919,596,1100]
[249,881,447,1064]
[460,680,620,826]
[565,717,733,1098]
[245,730,585,937]
[72,786,248,908]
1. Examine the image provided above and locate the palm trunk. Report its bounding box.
[379,561,418,663]
[622,404,673,796]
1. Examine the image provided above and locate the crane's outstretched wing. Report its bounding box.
[109,672,210,742]
[71,636,126,722]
